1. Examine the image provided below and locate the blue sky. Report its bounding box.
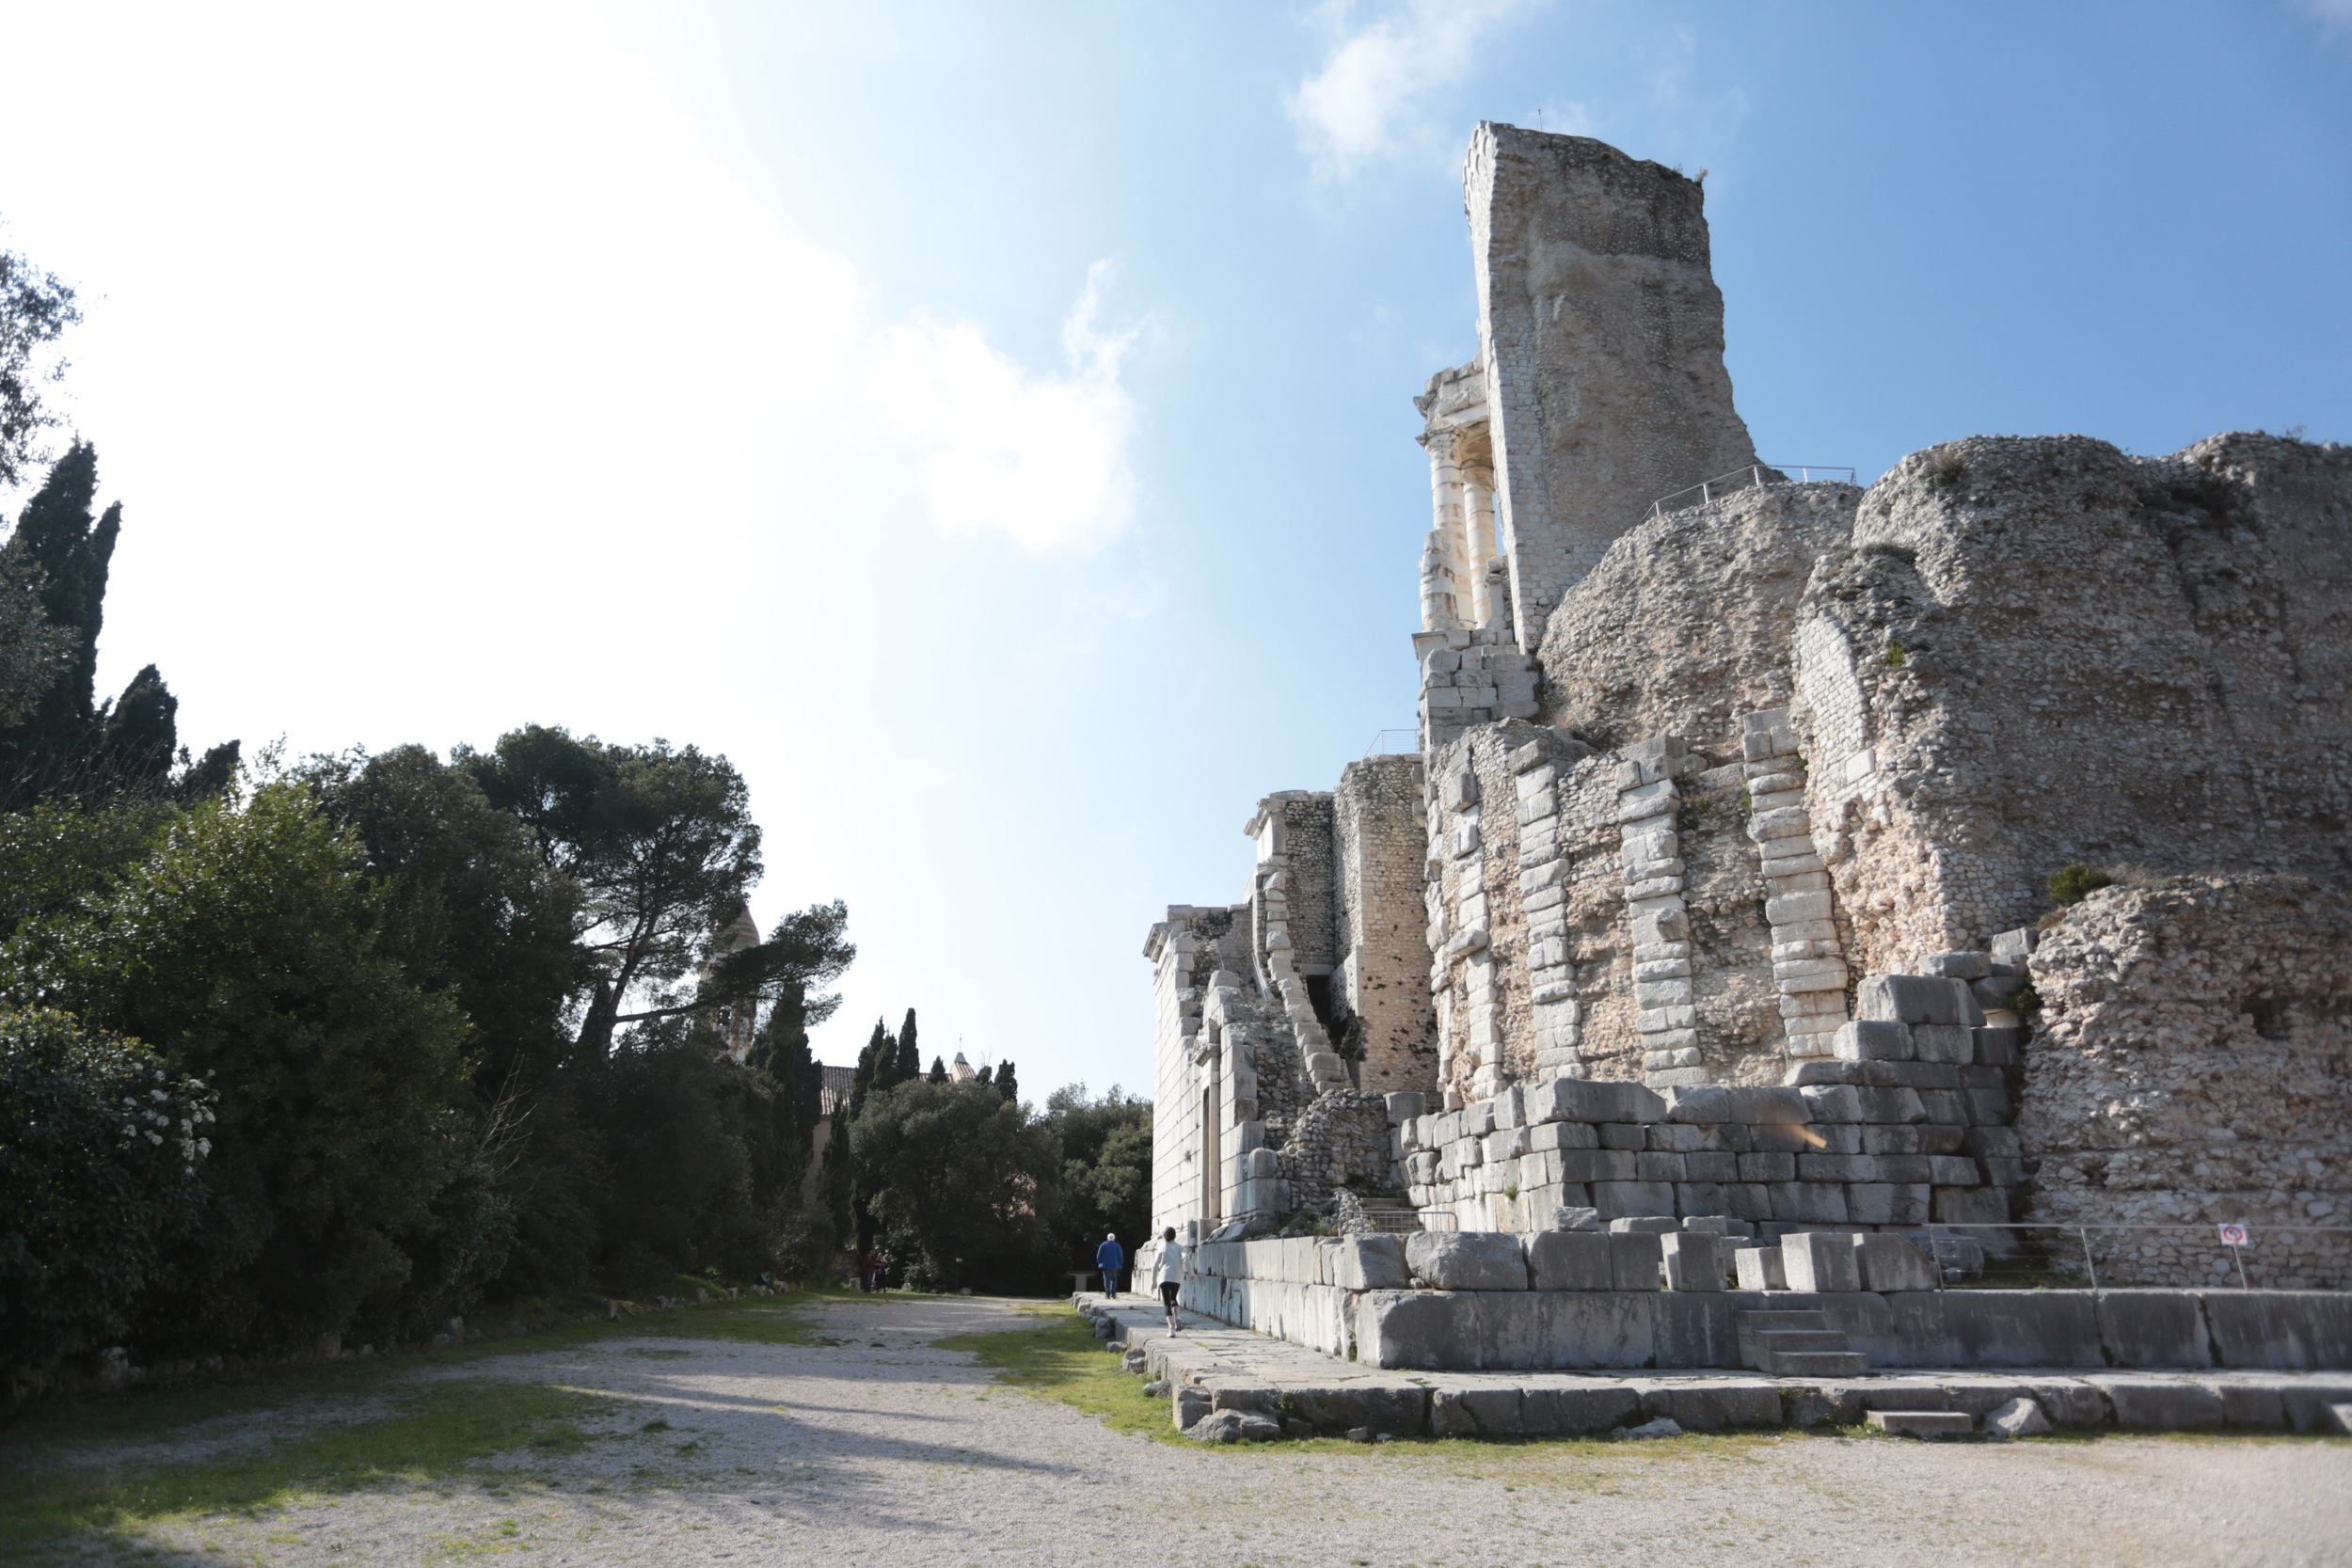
[1,1,2345,1095]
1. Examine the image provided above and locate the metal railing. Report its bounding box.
[1916,1220,2351,1291]
[1647,463,1858,520]
[1363,728,1420,758]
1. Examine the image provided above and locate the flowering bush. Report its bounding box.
[0,1008,212,1387]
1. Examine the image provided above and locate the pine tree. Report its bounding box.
[894,1008,919,1085]
[97,663,177,795]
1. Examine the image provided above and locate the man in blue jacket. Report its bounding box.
[1095,1232,1124,1298]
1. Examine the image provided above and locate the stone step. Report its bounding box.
[1761,1349,1872,1377]
[1867,1409,1975,1438]
[1734,1309,1834,1330]
[1752,1329,1848,1354]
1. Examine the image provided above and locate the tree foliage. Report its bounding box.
[849,1077,1059,1292]
[0,1009,213,1387]
[0,244,79,489]
[1,780,481,1351]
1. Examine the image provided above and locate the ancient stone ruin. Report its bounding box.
[1138,119,2352,1379]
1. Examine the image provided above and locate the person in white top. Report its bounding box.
[1153,1226,1189,1333]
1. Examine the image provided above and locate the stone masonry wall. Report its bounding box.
[1535,483,1861,750]
[1333,754,1438,1095]
[2017,872,2352,1289]
[1466,122,1762,642]
[1790,434,2352,978]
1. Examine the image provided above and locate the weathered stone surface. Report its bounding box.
[2017,876,2352,1291]
[2093,1291,2212,1370]
[1406,1231,1529,1291]
[1527,1229,1613,1291]
[1985,1395,2052,1438]
[1188,1409,1281,1444]
[1468,123,1761,641]
[1782,1231,1861,1293]
[1851,1233,1937,1294]
[2090,1377,2226,1431]
[2201,1291,2352,1370]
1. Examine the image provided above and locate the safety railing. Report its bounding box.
[1916,1220,2352,1291]
[1647,463,1858,520]
[1362,728,1420,758]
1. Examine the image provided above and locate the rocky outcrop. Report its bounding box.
[2017,873,2352,1288]
[1792,433,2352,977]
[1536,482,1860,749]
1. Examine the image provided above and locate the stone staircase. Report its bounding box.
[1736,1309,1869,1377]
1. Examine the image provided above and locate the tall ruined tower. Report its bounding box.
[1438,125,1762,649]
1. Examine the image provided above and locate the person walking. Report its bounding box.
[1095,1232,1124,1297]
[1153,1227,1188,1333]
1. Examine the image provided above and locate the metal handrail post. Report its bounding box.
[1927,1221,1945,1289]
[2079,1227,2099,1291]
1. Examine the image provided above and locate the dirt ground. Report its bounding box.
[14,1292,2352,1567]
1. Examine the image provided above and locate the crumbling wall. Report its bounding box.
[2017,872,2352,1289]
[1535,483,1859,748]
[1467,122,1762,638]
[1333,755,1438,1095]
[1792,434,2352,978]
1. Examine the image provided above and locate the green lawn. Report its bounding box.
[934,1312,1181,1442]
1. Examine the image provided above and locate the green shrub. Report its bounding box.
[2046,861,2113,907]
[0,1009,212,1387]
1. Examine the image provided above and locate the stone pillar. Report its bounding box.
[1741,708,1851,1057]
[1513,738,1583,1078]
[1420,430,1470,632]
[1616,736,1705,1087]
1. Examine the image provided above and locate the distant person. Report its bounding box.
[861,1249,883,1293]
[1154,1227,1188,1333]
[1095,1232,1124,1297]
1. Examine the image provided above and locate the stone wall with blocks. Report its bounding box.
[1139,121,2350,1296]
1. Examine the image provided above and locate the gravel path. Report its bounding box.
[81,1295,2352,1566]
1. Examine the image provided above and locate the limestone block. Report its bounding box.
[1852,1233,1938,1292]
[1725,1085,1809,1125]
[1984,1396,2052,1438]
[1773,958,1850,993]
[1747,806,1811,841]
[1542,1144,1624,1183]
[1856,974,1962,1025]
[1834,1020,1914,1062]
[2093,1378,2226,1431]
[1528,1119,1599,1152]
[1526,1075,1666,1125]
[1925,1155,1980,1186]
[1846,1184,1931,1227]
[1635,1150,1688,1182]
[1634,1376,1782,1429]
[1798,1084,1864,1122]
[1331,1235,1410,1291]
[1765,890,1833,925]
[2200,1291,2352,1370]
[1853,1085,1928,1123]
[1404,1230,1528,1291]
[1933,1186,2010,1225]
[1683,1151,1738,1183]
[1783,1231,1862,1292]
[1527,1229,1613,1291]
[1595,1180,1677,1222]
[1660,1232,1724,1291]
[1662,1085,1730,1123]
[1737,1151,1796,1181]
[1973,1025,2026,1067]
[1771,1182,1851,1224]
[2092,1291,2211,1369]
[1386,1091,1426,1123]
[1606,1231,1666,1291]
[1733,1244,1788,1291]
[1910,1023,1974,1065]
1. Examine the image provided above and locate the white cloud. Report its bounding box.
[868,261,1145,552]
[1290,0,1541,177]
[2296,0,2352,32]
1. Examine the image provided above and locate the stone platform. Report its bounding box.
[1073,1294,2352,1440]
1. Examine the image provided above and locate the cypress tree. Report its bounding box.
[893,1008,919,1085]
[994,1060,1018,1103]
[926,1055,946,1084]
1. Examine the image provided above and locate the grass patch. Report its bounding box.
[933,1314,1176,1442]
[0,1378,613,1561]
